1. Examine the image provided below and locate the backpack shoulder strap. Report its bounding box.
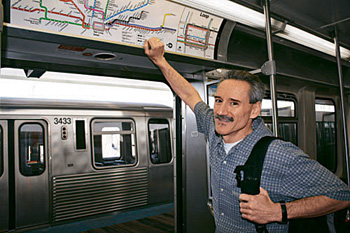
[234,136,277,195]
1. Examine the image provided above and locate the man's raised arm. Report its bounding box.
[144,37,202,111]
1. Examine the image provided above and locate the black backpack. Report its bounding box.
[233,136,349,233]
[234,136,277,195]
[234,136,277,233]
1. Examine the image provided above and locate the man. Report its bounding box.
[144,37,350,232]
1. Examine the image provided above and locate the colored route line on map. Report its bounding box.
[11,1,86,27]
[184,24,210,49]
[162,13,175,27]
[106,11,176,33]
[84,0,105,20]
[177,35,215,47]
[104,0,150,23]
[180,11,218,50]
[182,11,206,41]
[12,0,176,33]
[178,36,212,49]
[39,0,90,29]
[107,10,148,26]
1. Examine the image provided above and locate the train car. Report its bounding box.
[1,0,350,232]
[0,71,175,232]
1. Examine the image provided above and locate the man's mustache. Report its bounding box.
[214,114,234,122]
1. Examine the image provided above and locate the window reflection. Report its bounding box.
[148,119,172,164]
[315,99,336,173]
[19,123,45,176]
[260,99,295,117]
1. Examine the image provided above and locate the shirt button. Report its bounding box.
[220,188,224,192]
[223,161,227,164]
[221,212,224,216]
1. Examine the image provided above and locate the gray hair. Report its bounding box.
[219,70,265,104]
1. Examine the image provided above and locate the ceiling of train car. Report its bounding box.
[235,0,350,49]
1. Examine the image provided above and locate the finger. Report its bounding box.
[239,193,252,202]
[259,187,270,199]
[240,200,253,210]
[239,201,249,211]
[149,38,162,48]
[240,207,254,220]
[149,37,158,42]
[241,213,250,220]
[239,202,250,214]
[147,38,158,50]
[149,37,161,42]
[242,213,258,223]
[144,39,150,53]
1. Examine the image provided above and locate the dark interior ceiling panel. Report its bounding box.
[232,0,350,49]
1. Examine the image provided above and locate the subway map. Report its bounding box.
[10,0,223,59]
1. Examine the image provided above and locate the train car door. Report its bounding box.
[0,120,9,232]
[6,120,49,231]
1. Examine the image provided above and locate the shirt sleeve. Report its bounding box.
[280,144,350,201]
[193,101,214,138]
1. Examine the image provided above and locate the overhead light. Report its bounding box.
[276,25,350,60]
[172,0,265,29]
[171,0,350,61]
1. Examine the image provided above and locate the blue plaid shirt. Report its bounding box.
[194,101,350,233]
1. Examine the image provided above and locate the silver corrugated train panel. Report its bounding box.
[52,168,148,222]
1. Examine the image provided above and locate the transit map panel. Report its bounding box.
[10,0,223,59]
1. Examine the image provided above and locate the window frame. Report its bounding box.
[91,118,137,169]
[74,119,87,151]
[0,125,3,176]
[261,93,298,145]
[261,92,297,118]
[315,98,337,173]
[148,118,173,165]
[18,122,46,176]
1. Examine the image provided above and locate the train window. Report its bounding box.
[92,120,136,167]
[19,123,45,176]
[260,99,295,117]
[75,120,86,150]
[265,123,298,145]
[261,97,298,145]
[315,99,336,173]
[0,126,3,176]
[148,119,172,164]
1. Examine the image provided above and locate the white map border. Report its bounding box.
[9,0,224,60]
